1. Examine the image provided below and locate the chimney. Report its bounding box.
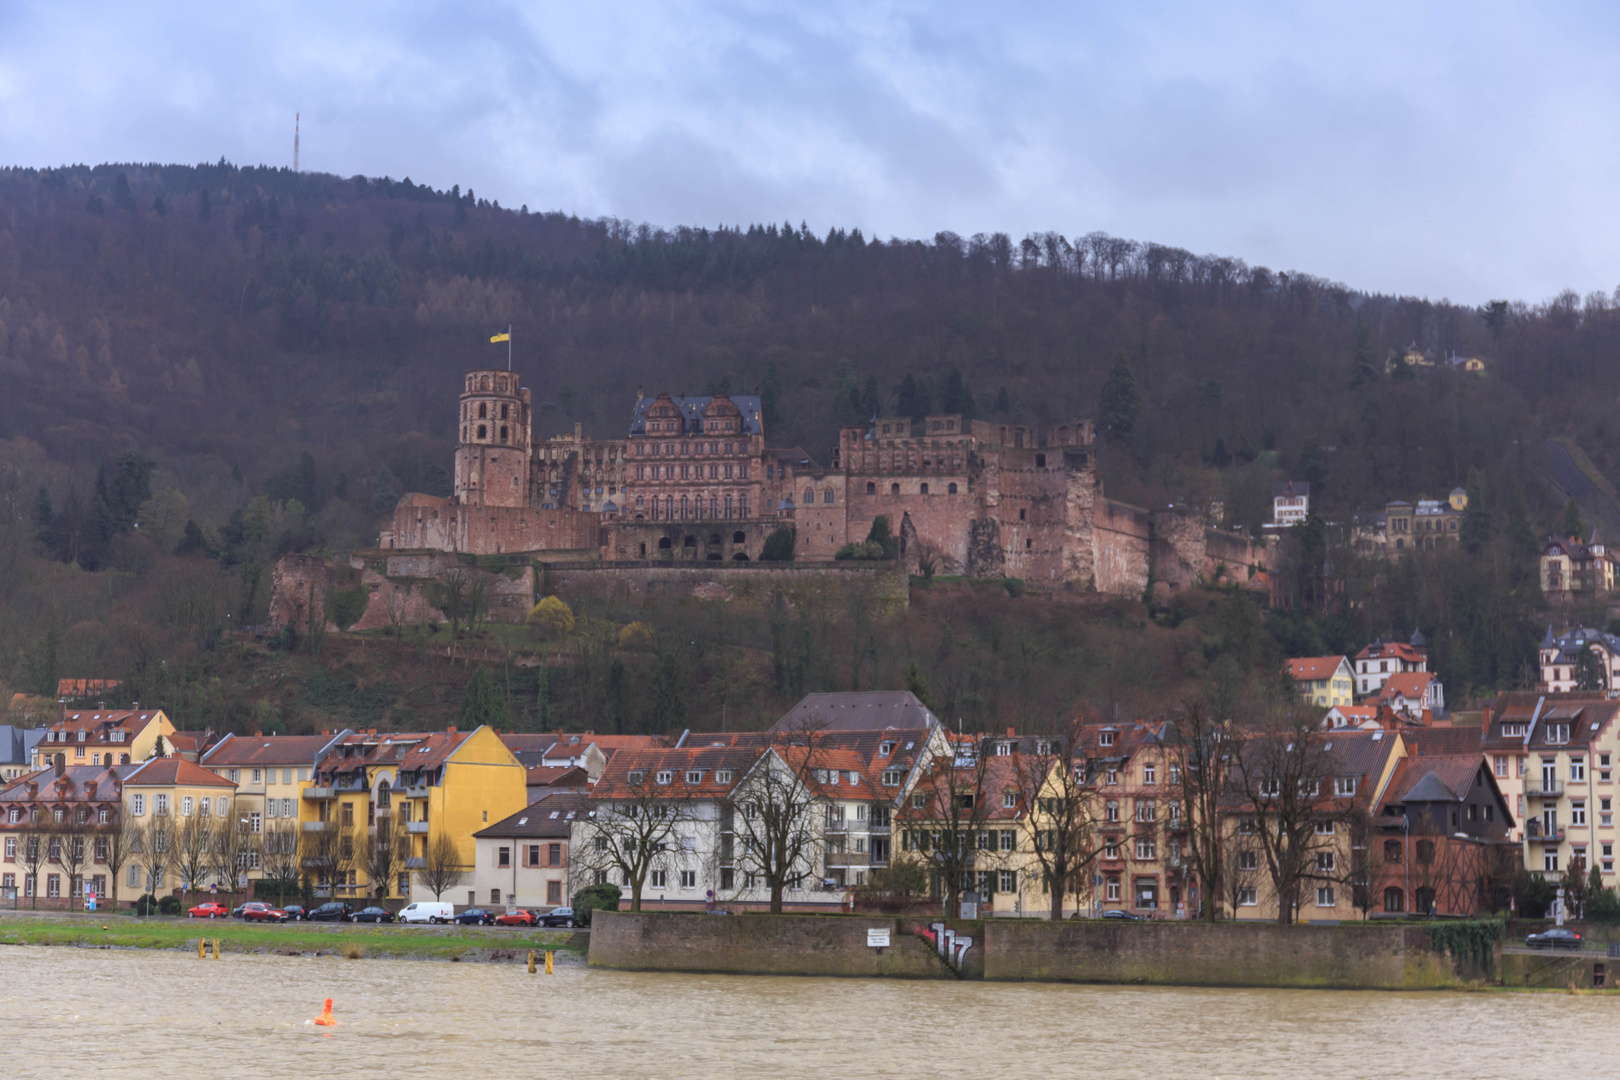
[1007,727,1016,739]
[1481,706,1493,729]
[54,757,64,778]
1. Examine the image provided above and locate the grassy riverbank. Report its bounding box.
[0,915,584,962]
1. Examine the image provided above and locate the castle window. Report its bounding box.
[891,483,900,495]
[1035,454,1046,467]
[1026,538,1033,550]
[1020,508,1026,521]
[920,483,929,495]
[501,404,509,420]
[477,424,487,439]
[948,483,958,494]
[823,489,834,504]
[479,403,488,419]
[500,426,508,442]
[867,482,876,495]
[805,488,814,505]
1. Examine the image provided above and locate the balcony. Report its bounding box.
[1099,856,1125,872]
[824,851,870,869]
[301,821,329,832]
[401,784,431,799]
[1525,781,1565,799]
[1527,822,1565,843]
[404,857,425,869]
[302,787,334,800]
[406,821,430,834]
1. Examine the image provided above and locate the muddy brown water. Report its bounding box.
[4,945,1614,1078]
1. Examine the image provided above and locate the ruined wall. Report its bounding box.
[982,446,1071,584]
[1062,450,1099,588]
[1153,510,1209,591]
[540,558,908,611]
[1093,499,1153,596]
[602,520,779,562]
[849,483,973,574]
[389,495,600,555]
[270,552,537,630]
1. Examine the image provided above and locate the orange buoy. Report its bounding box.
[313,999,337,1026]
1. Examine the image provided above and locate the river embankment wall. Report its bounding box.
[589,912,1489,989]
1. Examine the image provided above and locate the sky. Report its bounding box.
[1,1,1616,304]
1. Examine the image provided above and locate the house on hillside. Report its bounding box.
[1539,626,1620,692]
[1271,481,1310,527]
[1288,657,1354,708]
[1353,634,1429,697]
[31,709,175,771]
[1540,534,1620,604]
[1375,673,1445,720]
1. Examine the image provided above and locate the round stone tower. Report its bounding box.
[455,369,532,509]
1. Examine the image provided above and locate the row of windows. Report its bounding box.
[635,463,749,480]
[861,481,959,495]
[464,401,513,422]
[635,495,749,519]
[635,441,746,456]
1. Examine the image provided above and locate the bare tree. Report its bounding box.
[209,815,254,907]
[728,737,828,914]
[1220,823,1263,917]
[905,734,998,916]
[577,768,696,911]
[259,820,303,905]
[100,807,140,909]
[415,831,467,902]
[47,808,93,911]
[1012,733,1107,919]
[363,803,409,901]
[300,821,356,900]
[172,812,213,896]
[1169,700,1237,920]
[1227,713,1342,923]
[16,812,49,909]
[132,815,175,908]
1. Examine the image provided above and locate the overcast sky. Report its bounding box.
[1,2,1614,304]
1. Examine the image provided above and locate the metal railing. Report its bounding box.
[1526,822,1565,842]
[1525,780,1565,798]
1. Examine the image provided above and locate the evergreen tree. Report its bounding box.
[650,651,688,731]
[1349,324,1380,388]
[1460,467,1492,554]
[460,667,510,728]
[941,366,975,419]
[198,188,211,222]
[1562,498,1586,540]
[994,386,1011,414]
[1098,350,1141,438]
[865,515,898,559]
[859,376,881,419]
[905,661,931,707]
[33,485,53,553]
[1576,646,1607,692]
[760,361,782,426]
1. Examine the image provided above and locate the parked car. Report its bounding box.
[187,902,231,919]
[1526,927,1584,949]
[398,901,454,924]
[539,906,578,928]
[307,902,354,922]
[241,903,289,923]
[494,909,538,927]
[1099,910,1145,921]
[351,907,396,923]
[454,908,495,925]
[282,905,309,921]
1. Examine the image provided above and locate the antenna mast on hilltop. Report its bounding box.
[294,113,300,172]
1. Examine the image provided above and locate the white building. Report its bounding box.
[470,791,583,911]
[1272,481,1310,526]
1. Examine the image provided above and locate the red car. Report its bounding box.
[187,902,230,919]
[494,909,538,926]
[240,902,289,923]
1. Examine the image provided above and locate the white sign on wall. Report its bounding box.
[867,928,891,948]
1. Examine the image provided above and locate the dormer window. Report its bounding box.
[628,770,646,785]
[78,731,86,742]
[656,770,673,785]
[686,770,702,784]
[1547,723,1571,745]
[879,741,894,757]
[1099,731,1116,747]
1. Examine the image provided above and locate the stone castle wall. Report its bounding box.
[541,558,908,611]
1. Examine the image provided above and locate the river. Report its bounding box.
[4,945,1613,1078]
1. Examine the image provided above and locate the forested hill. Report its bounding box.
[2,159,1613,552]
[2,159,1614,725]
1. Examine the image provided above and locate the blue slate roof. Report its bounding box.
[629,394,764,438]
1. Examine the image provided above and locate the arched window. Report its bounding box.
[733,531,746,543]
[866,482,876,495]
[1383,839,1402,863]
[805,488,814,505]
[1415,886,1436,914]
[477,424,487,439]
[891,483,900,495]
[499,426,508,442]
[948,482,958,494]
[479,402,488,419]
[500,403,509,420]
[658,537,672,550]
[1383,887,1404,913]
[920,483,929,495]
[823,489,834,504]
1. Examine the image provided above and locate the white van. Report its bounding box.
[398,901,454,924]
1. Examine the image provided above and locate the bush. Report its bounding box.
[761,527,796,562]
[617,621,654,649]
[1589,887,1620,922]
[325,586,370,631]
[159,894,182,915]
[1512,868,1556,918]
[527,596,576,637]
[133,893,160,916]
[571,882,622,926]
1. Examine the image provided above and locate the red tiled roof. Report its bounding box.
[1354,642,1425,664]
[1378,673,1434,701]
[122,757,237,788]
[592,746,760,800]
[1288,657,1348,681]
[203,734,338,767]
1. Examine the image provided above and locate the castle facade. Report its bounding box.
[381,369,1267,594]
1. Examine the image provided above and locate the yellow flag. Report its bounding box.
[489,332,511,343]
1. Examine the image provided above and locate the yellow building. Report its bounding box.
[32,709,175,770]
[1287,657,1355,708]
[300,727,527,904]
[120,757,239,894]
[200,732,347,886]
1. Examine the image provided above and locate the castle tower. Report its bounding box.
[455,369,532,509]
